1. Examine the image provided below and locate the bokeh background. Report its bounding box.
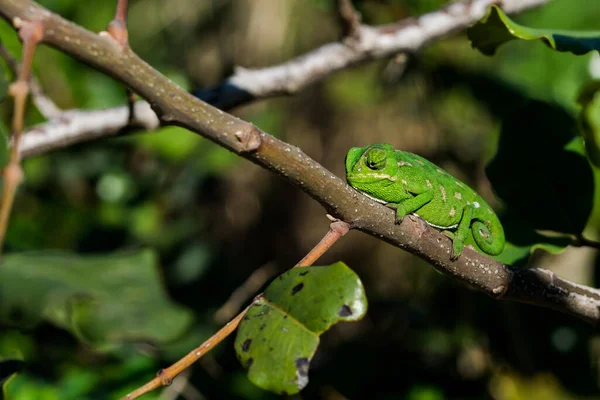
[1,0,600,399]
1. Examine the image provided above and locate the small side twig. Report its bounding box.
[0,18,44,256]
[336,0,362,41]
[127,90,136,123]
[105,0,128,47]
[572,234,600,250]
[123,220,351,400]
[106,1,137,125]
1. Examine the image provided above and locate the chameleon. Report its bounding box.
[345,143,504,259]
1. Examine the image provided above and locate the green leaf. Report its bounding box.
[234,262,367,395]
[492,220,571,266]
[468,5,600,56]
[0,250,192,348]
[577,80,600,167]
[487,101,594,265]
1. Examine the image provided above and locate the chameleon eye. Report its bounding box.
[366,148,387,170]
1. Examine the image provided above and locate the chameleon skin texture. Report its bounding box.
[345,143,504,258]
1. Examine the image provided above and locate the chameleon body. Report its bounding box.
[345,143,504,258]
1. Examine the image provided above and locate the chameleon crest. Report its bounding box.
[345,143,504,258]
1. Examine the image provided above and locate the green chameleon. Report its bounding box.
[345,143,504,258]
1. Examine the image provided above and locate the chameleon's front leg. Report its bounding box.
[389,191,434,224]
[450,205,474,260]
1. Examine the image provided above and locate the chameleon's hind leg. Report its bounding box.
[450,205,474,260]
[388,191,434,224]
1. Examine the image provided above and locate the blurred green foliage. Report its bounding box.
[0,0,600,399]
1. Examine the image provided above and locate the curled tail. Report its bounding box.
[471,214,504,256]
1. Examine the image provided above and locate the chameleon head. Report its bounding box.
[345,143,398,198]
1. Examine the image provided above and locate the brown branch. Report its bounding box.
[0,18,43,256]
[0,39,60,118]
[1,0,600,327]
[14,0,550,158]
[124,221,350,399]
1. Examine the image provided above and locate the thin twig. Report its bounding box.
[572,234,600,250]
[0,19,44,256]
[127,90,136,123]
[213,262,277,324]
[106,0,128,46]
[122,307,248,400]
[123,220,351,399]
[296,220,351,266]
[158,369,196,400]
[0,39,60,118]
[336,0,361,41]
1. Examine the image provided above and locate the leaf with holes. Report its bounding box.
[468,5,600,56]
[234,262,367,395]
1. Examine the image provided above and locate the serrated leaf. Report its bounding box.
[468,5,600,56]
[0,250,192,348]
[235,262,367,395]
[487,101,593,265]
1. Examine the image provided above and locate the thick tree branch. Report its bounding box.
[3,0,599,326]
[17,0,550,158]
[198,0,550,109]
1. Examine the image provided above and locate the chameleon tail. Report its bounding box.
[471,218,504,256]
